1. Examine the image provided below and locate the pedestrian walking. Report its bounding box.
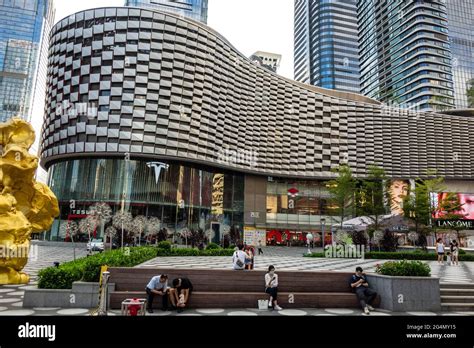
[450,240,460,266]
[257,240,263,255]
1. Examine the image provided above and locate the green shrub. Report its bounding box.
[156,248,234,257]
[38,247,158,289]
[459,249,466,255]
[376,260,431,277]
[157,241,172,251]
[206,242,220,250]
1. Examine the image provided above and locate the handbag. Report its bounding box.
[234,252,244,268]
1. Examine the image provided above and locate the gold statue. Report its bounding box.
[0,118,59,284]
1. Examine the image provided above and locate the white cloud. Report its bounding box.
[54,0,294,78]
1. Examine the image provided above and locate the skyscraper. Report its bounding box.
[447,0,474,109]
[294,0,361,93]
[357,0,455,111]
[125,0,208,23]
[0,0,55,123]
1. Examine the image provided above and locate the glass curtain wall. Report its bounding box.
[46,158,244,241]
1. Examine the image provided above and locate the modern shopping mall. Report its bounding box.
[39,7,474,246]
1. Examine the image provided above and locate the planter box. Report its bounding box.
[366,274,440,312]
[23,282,115,309]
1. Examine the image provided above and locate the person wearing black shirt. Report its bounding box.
[169,277,193,313]
[349,267,377,315]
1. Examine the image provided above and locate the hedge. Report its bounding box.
[156,248,235,257]
[365,252,474,262]
[37,247,158,289]
[303,251,474,262]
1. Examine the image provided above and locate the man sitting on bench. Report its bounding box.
[145,274,170,313]
[169,277,193,313]
[350,267,377,315]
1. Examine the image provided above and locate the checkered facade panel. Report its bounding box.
[40,7,474,179]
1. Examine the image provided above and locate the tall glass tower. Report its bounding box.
[0,0,55,123]
[447,0,474,109]
[357,0,455,111]
[294,0,361,93]
[125,0,208,24]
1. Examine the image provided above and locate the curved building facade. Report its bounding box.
[40,7,474,242]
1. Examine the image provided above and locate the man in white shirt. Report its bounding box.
[145,274,170,313]
[232,245,246,270]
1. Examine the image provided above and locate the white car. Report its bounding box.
[87,238,104,252]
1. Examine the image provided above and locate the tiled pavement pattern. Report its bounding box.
[138,247,474,284]
[0,245,473,316]
[24,242,89,281]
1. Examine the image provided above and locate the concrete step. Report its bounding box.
[441,296,474,303]
[441,303,474,312]
[440,289,474,296]
[440,283,474,290]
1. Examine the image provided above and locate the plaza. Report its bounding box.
[0,1,473,329]
[0,243,473,316]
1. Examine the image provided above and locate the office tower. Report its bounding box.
[357,0,455,110]
[294,0,361,93]
[0,0,55,123]
[125,0,208,23]
[447,0,474,109]
[250,51,282,73]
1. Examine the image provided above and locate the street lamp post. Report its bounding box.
[321,218,326,249]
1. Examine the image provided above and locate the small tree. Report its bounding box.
[131,215,148,246]
[112,211,133,248]
[88,203,112,239]
[356,165,391,233]
[403,170,446,240]
[146,217,161,244]
[327,164,356,230]
[60,220,78,260]
[79,216,97,243]
[105,226,117,250]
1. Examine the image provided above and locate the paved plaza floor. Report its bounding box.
[0,244,473,316]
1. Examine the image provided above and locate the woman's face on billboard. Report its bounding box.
[459,194,474,219]
[438,193,474,219]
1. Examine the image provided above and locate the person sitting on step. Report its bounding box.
[265,265,282,311]
[349,267,377,315]
[145,274,170,313]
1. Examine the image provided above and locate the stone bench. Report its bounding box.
[108,267,380,309]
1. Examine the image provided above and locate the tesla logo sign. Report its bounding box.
[147,162,169,184]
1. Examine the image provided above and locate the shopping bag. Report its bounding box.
[258,299,269,310]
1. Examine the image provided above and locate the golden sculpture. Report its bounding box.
[0,118,59,284]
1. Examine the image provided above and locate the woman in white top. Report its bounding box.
[265,265,282,311]
[436,238,445,264]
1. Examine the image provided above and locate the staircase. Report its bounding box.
[440,283,474,312]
